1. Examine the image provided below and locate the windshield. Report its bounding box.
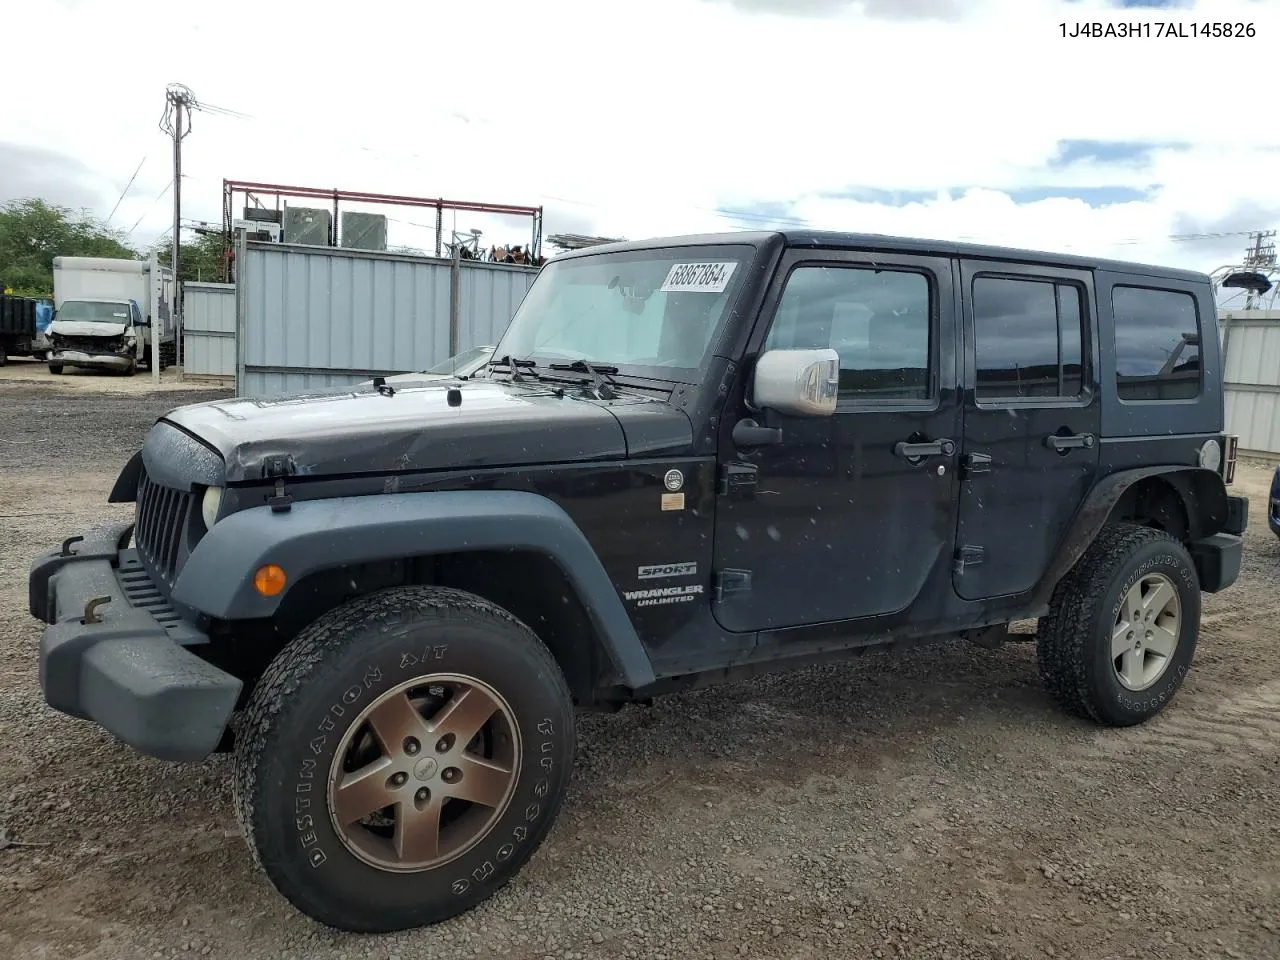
[57,300,132,324]
[492,245,752,381]
[425,344,493,375]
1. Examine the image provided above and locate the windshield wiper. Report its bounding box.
[487,354,540,382]
[548,359,620,400]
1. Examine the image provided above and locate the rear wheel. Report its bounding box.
[232,586,576,933]
[1038,522,1200,726]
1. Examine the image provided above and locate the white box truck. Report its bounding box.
[48,254,176,376]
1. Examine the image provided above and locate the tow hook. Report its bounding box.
[82,596,111,625]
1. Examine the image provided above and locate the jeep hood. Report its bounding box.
[49,319,129,338]
[161,378,692,483]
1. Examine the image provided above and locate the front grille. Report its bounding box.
[135,471,194,585]
[53,334,123,353]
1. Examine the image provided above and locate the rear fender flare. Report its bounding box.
[172,490,656,689]
[1030,465,1230,608]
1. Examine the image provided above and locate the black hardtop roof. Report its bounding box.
[554,229,1208,284]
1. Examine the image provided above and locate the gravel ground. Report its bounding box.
[1,375,1278,960]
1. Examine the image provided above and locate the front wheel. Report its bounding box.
[1037,522,1201,726]
[47,362,63,375]
[232,586,576,933]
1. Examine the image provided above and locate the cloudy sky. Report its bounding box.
[4,0,1278,298]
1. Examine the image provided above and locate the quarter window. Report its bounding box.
[764,265,932,401]
[1111,285,1201,400]
[972,276,1086,400]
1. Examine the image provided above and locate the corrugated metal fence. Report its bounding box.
[182,282,236,378]
[1221,310,1280,455]
[235,239,538,397]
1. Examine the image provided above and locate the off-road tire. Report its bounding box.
[232,585,576,933]
[1038,522,1200,726]
[47,363,63,375]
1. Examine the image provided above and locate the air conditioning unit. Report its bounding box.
[243,207,284,224]
[283,206,333,246]
[233,219,283,242]
[341,211,388,252]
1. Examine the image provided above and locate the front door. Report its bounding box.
[953,260,1101,601]
[712,250,962,634]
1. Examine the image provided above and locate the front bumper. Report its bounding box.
[50,348,134,371]
[28,523,241,762]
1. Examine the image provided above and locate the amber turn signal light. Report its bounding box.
[254,564,287,596]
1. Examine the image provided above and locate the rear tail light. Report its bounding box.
[1223,434,1238,485]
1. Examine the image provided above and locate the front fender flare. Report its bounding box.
[172,490,656,689]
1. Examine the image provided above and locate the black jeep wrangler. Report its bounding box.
[29,230,1247,932]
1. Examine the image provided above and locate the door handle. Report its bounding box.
[732,418,783,447]
[894,437,956,460]
[1044,432,1096,452]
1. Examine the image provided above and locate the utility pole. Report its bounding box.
[160,84,195,381]
[1241,230,1277,310]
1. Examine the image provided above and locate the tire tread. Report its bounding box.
[1037,522,1189,725]
[231,585,573,930]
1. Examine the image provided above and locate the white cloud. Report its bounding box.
[3,0,1279,275]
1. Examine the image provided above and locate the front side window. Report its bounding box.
[493,247,751,381]
[972,276,1086,400]
[763,264,933,401]
[1112,285,1201,401]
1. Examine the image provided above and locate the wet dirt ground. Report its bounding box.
[1,372,1277,960]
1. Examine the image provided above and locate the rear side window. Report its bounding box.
[1111,285,1201,401]
[972,276,1086,400]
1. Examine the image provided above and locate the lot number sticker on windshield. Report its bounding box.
[660,262,737,294]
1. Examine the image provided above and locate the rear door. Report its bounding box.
[953,260,1101,601]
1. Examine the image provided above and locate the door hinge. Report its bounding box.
[718,461,759,499]
[261,454,297,513]
[954,545,985,575]
[714,569,753,602]
[962,452,992,477]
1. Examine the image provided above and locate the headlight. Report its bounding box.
[201,485,224,528]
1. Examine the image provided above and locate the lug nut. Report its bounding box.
[442,767,461,784]
[415,787,430,803]
[436,734,455,754]
[389,772,408,788]
[404,737,420,756]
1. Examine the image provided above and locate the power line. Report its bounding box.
[162,97,1268,263]
[106,155,147,225]
[126,179,173,236]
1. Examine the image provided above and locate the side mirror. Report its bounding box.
[752,348,840,417]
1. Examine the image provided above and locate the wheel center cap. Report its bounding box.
[412,756,439,782]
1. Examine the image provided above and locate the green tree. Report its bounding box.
[150,230,230,283]
[0,198,140,296]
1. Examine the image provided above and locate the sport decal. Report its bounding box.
[638,562,698,580]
